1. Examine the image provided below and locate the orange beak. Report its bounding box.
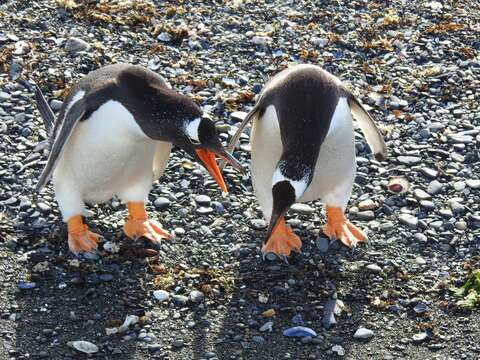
[195,149,228,193]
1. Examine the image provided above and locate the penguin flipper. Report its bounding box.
[34,85,55,135]
[220,104,261,170]
[347,95,388,161]
[35,100,86,192]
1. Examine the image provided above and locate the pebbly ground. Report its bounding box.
[0,0,480,359]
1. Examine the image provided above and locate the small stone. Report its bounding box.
[251,219,267,230]
[358,199,376,210]
[154,197,170,210]
[262,309,275,318]
[427,180,443,195]
[455,221,467,230]
[153,290,170,302]
[290,203,314,215]
[356,211,375,221]
[17,282,36,290]
[252,336,265,344]
[189,290,205,303]
[413,303,428,314]
[353,327,374,339]
[398,156,421,165]
[366,264,382,273]
[99,274,113,282]
[415,257,426,265]
[172,339,183,348]
[412,332,428,343]
[399,214,418,228]
[260,321,273,332]
[196,207,213,215]
[413,189,431,200]
[316,237,329,253]
[157,32,172,42]
[466,179,480,189]
[420,167,438,179]
[172,295,188,306]
[195,194,211,205]
[147,344,162,352]
[332,345,345,356]
[65,37,90,54]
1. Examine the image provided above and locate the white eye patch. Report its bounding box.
[272,167,308,200]
[185,117,201,142]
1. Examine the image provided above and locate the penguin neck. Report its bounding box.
[272,165,310,200]
[184,117,201,142]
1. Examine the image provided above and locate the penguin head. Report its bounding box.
[181,116,243,192]
[264,167,309,244]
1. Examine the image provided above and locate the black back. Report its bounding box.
[256,65,346,182]
[52,64,201,143]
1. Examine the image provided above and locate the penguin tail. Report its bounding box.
[34,85,55,135]
[347,95,388,161]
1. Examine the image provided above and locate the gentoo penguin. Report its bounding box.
[225,64,387,260]
[35,63,242,254]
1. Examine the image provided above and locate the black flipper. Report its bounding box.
[35,99,86,192]
[34,85,55,135]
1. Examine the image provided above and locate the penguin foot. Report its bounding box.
[124,218,171,244]
[261,218,302,259]
[323,206,366,248]
[124,201,171,244]
[67,215,101,254]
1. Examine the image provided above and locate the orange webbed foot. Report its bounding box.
[262,217,302,260]
[322,206,366,248]
[67,215,101,254]
[123,202,171,244]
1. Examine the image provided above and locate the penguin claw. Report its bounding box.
[323,206,366,250]
[124,219,171,245]
[261,222,302,262]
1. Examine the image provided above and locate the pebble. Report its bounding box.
[413,189,431,200]
[466,179,480,189]
[172,339,184,348]
[251,219,267,230]
[290,203,314,215]
[154,197,170,209]
[259,321,273,332]
[17,282,36,290]
[427,180,443,195]
[189,290,205,303]
[356,211,375,220]
[153,290,170,302]
[413,302,428,314]
[358,199,376,210]
[398,213,418,228]
[172,295,188,306]
[412,332,428,343]
[398,156,422,165]
[366,264,382,273]
[283,326,317,338]
[415,257,426,265]
[64,37,90,54]
[252,335,265,344]
[420,167,438,179]
[353,327,375,339]
[316,237,329,253]
[195,194,211,205]
[332,345,345,356]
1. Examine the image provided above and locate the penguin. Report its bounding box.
[35,63,242,255]
[224,64,387,260]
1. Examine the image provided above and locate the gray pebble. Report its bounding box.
[64,37,90,54]
[290,203,314,215]
[398,213,418,228]
[154,197,170,210]
[398,156,422,165]
[189,290,205,303]
[195,194,211,205]
[366,264,382,273]
[316,237,329,253]
[427,180,443,195]
[353,327,374,339]
[172,295,188,306]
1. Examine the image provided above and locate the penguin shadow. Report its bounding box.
[13,221,153,360]
[209,219,372,360]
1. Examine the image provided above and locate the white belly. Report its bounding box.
[53,100,160,204]
[251,98,356,220]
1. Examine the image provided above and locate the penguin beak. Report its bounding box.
[264,181,296,244]
[195,148,243,193]
[264,210,287,244]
